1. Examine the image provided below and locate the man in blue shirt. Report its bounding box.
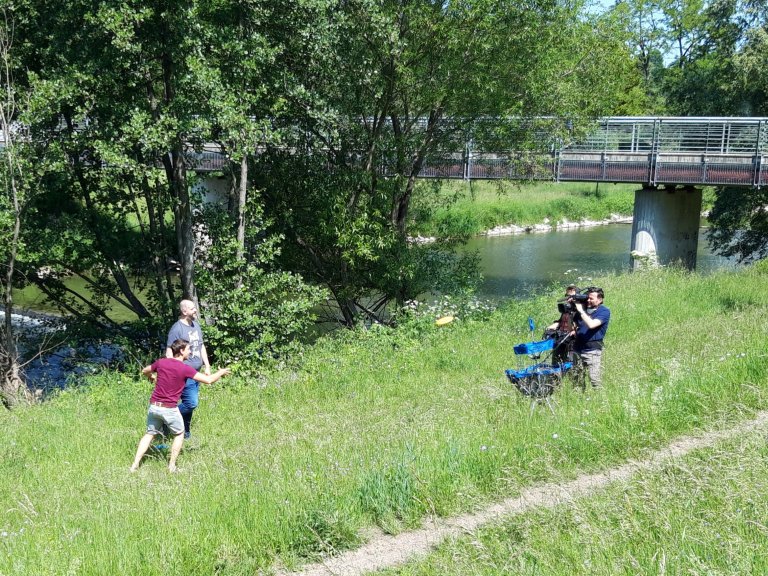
[166,299,211,439]
[572,287,610,388]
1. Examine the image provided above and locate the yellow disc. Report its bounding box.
[435,315,455,326]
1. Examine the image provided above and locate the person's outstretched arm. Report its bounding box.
[192,367,231,385]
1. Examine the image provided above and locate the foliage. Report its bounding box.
[610,0,768,115]
[256,0,641,326]
[707,185,768,263]
[734,24,768,115]
[0,2,52,407]
[193,199,326,368]
[0,0,338,366]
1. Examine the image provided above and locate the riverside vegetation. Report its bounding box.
[410,180,715,238]
[1,263,767,575]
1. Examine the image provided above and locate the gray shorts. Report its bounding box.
[146,405,184,436]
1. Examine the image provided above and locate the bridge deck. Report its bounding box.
[191,117,768,188]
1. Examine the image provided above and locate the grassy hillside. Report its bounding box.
[1,264,766,575]
[376,432,768,575]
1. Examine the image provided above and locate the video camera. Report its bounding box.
[557,292,588,314]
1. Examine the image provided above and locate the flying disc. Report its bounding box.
[435,315,455,326]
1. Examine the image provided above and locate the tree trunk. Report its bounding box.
[391,108,442,234]
[0,31,31,408]
[0,206,27,409]
[141,176,174,314]
[65,116,151,319]
[168,145,197,301]
[236,154,248,261]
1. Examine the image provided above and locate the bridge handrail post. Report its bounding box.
[701,155,708,185]
[754,121,764,188]
[601,152,607,181]
[463,139,473,181]
[648,118,661,186]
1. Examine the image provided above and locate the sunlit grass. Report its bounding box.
[375,433,768,575]
[1,264,767,574]
[410,180,638,237]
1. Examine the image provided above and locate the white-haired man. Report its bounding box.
[166,299,211,439]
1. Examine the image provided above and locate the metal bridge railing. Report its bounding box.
[565,117,768,155]
[187,117,768,188]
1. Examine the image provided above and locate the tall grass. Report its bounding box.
[1,264,767,574]
[375,434,768,575]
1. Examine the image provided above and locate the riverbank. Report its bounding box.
[410,213,634,244]
[485,213,634,237]
[410,180,638,239]
[1,264,766,574]
[410,180,714,240]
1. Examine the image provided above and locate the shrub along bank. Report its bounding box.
[1,264,767,575]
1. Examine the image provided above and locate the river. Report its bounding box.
[467,223,737,300]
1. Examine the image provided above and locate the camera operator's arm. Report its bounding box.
[574,302,603,329]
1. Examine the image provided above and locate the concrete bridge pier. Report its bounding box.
[630,186,702,270]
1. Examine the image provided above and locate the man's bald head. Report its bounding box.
[179,299,197,318]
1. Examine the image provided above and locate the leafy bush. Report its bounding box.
[194,201,326,369]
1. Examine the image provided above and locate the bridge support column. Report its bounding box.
[630,186,702,270]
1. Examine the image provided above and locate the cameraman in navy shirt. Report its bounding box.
[573,287,610,388]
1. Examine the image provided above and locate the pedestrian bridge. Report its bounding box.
[193,116,765,271]
[422,116,768,188]
[196,116,768,188]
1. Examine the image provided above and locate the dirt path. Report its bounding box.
[284,411,768,576]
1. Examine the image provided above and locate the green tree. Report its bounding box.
[733,13,768,115]
[671,0,768,261]
[194,199,326,366]
[7,0,188,326]
[659,0,745,115]
[705,2,768,262]
[6,0,329,365]
[661,0,709,67]
[612,0,671,112]
[259,0,639,326]
[0,3,44,406]
[707,186,768,263]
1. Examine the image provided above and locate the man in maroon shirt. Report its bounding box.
[130,339,231,472]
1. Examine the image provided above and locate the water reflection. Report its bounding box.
[465,224,737,300]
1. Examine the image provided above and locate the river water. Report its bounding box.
[467,223,737,300]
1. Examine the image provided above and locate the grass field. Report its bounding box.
[375,431,768,575]
[1,264,766,575]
